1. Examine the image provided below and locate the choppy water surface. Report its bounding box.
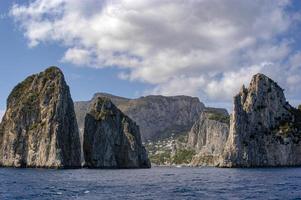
[0,167,301,199]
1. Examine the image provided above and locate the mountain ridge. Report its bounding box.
[75,93,206,142]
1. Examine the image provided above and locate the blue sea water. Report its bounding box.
[0,167,301,200]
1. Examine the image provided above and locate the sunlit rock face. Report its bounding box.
[83,97,151,169]
[221,74,301,167]
[188,109,230,166]
[0,67,81,168]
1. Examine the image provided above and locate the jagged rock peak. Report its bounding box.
[8,67,63,105]
[0,66,81,168]
[83,97,151,169]
[220,73,301,167]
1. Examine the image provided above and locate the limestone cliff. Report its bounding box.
[221,73,301,167]
[0,67,81,168]
[83,97,151,169]
[75,93,204,142]
[188,109,230,166]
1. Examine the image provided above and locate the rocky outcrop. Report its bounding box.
[0,67,81,168]
[74,94,130,136]
[75,93,205,142]
[188,109,230,166]
[83,97,151,169]
[220,73,301,167]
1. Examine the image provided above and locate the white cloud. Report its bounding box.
[204,64,267,101]
[148,75,206,97]
[10,0,301,106]
[148,63,270,101]
[289,51,301,70]
[62,48,92,66]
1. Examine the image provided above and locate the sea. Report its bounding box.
[0,166,301,200]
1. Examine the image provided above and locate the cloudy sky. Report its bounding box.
[1,0,301,119]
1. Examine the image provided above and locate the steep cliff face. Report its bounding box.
[0,67,81,168]
[188,109,230,166]
[75,93,204,142]
[74,93,130,135]
[83,97,151,169]
[221,73,301,167]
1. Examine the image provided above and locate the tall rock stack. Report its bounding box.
[83,97,151,169]
[188,109,230,166]
[0,67,81,168]
[221,74,301,167]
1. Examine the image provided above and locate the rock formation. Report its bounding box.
[75,93,205,142]
[0,67,81,168]
[83,97,151,168]
[188,109,230,166]
[220,73,301,167]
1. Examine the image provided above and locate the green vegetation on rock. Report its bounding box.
[208,112,230,124]
[8,75,35,104]
[27,92,39,104]
[172,149,196,164]
[89,98,115,120]
[149,152,171,165]
[96,110,111,120]
[272,108,301,142]
[177,134,188,143]
[45,66,60,77]
[21,92,40,113]
[145,133,195,165]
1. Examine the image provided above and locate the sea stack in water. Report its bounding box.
[188,109,229,166]
[83,97,151,168]
[221,73,301,167]
[0,67,81,168]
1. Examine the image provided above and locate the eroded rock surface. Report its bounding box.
[188,109,230,166]
[221,74,301,167]
[83,97,151,168]
[0,67,81,168]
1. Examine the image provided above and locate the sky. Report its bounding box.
[1,0,301,119]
